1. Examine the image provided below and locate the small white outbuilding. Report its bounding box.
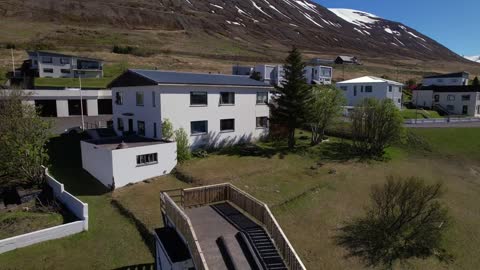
[336,76,404,108]
[81,136,177,189]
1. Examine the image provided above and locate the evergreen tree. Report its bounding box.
[269,47,313,149]
[472,76,480,86]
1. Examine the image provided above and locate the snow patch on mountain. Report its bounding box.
[465,56,480,63]
[329,8,379,28]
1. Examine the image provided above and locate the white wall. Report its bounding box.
[81,141,114,188]
[158,86,270,148]
[411,90,434,108]
[111,142,177,188]
[412,90,480,116]
[86,99,99,116]
[336,82,403,108]
[0,168,88,254]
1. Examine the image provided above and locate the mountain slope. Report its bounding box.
[0,0,471,63]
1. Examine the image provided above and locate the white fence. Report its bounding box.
[405,117,480,124]
[0,168,88,254]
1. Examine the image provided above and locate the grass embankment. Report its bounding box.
[0,134,153,270]
[115,128,480,270]
[0,211,64,240]
[34,64,126,89]
[401,108,443,119]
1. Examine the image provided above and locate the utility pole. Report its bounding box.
[79,73,85,130]
[11,48,15,76]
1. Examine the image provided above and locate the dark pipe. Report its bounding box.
[216,236,238,270]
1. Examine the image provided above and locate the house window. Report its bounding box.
[397,98,401,104]
[389,86,393,92]
[137,121,145,136]
[256,92,268,104]
[152,92,156,107]
[190,92,208,106]
[361,86,364,92]
[191,121,208,135]
[220,119,235,132]
[220,92,235,105]
[447,95,455,101]
[61,69,70,74]
[43,68,53,73]
[434,95,440,102]
[365,86,373,93]
[446,105,454,111]
[136,153,158,166]
[477,105,480,114]
[153,122,157,138]
[117,118,124,131]
[60,58,69,65]
[462,95,470,101]
[256,117,268,128]
[340,86,348,91]
[136,91,144,106]
[42,57,52,63]
[115,92,123,105]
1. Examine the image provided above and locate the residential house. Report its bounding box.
[336,76,404,108]
[422,72,470,87]
[109,69,273,149]
[23,51,104,79]
[412,85,480,116]
[334,55,360,65]
[232,64,333,86]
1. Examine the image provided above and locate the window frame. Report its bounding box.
[136,91,144,106]
[220,119,235,132]
[152,91,156,107]
[461,95,470,101]
[219,92,235,106]
[256,92,269,105]
[365,86,373,93]
[115,92,123,105]
[256,116,269,129]
[137,121,145,136]
[117,118,124,131]
[190,92,208,106]
[388,86,393,92]
[43,68,54,73]
[190,120,208,135]
[42,57,52,64]
[447,95,455,101]
[136,153,158,167]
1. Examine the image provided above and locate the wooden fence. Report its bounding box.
[160,192,209,270]
[182,183,307,270]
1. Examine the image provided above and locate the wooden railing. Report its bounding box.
[182,183,307,270]
[160,192,209,270]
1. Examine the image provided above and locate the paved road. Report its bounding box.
[406,122,480,128]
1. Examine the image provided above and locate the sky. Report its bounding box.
[315,0,479,56]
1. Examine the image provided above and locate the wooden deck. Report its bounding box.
[185,204,252,270]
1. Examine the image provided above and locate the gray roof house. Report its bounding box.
[25,51,104,79]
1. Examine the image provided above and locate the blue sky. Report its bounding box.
[315,0,479,56]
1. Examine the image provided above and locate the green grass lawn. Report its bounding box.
[0,211,64,240]
[0,134,153,270]
[401,108,443,119]
[34,63,126,89]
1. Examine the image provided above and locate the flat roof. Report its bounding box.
[27,51,103,62]
[85,136,170,150]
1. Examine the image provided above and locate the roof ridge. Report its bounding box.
[130,69,251,78]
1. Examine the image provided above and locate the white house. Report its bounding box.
[232,64,333,86]
[422,72,469,87]
[336,76,404,108]
[81,136,177,189]
[109,69,273,149]
[412,85,480,117]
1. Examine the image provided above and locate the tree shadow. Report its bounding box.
[46,133,110,196]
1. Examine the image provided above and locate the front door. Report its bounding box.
[462,105,468,115]
[128,119,133,133]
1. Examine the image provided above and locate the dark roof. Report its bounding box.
[27,51,103,62]
[336,55,357,62]
[155,227,191,263]
[109,69,272,88]
[423,72,469,79]
[417,85,480,93]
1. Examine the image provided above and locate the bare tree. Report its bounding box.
[336,177,453,269]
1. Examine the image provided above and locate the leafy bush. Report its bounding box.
[336,176,452,268]
[112,45,134,54]
[192,149,209,158]
[161,119,174,141]
[112,45,155,57]
[174,128,191,163]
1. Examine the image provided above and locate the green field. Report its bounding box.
[1,128,480,269]
[401,108,443,119]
